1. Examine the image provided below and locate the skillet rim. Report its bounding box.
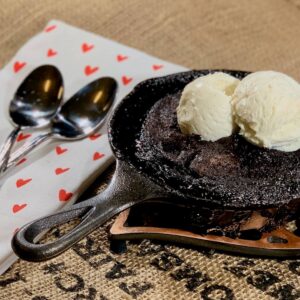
[108,69,300,210]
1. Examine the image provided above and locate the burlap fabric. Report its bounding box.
[1,0,300,299]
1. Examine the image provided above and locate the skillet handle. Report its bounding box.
[12,161,165,262]
[12,198,118,262]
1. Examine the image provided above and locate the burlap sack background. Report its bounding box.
[1,0,300,299]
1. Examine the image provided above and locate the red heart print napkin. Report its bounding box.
[0,20,187,274]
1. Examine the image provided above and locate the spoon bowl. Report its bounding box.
[10,65,64,128]
[0,65,64,172]
[52,77,117,139]
[6,77,118,170]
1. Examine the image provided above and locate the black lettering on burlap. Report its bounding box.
[31,297,49,300]
[288,261,300,276]
[74,287,97,300]
[0,272,25,287]
[224,265,246,278]
[89,255,114,269]
[105,262,135,279]
[54,273,85,292]
[150,251,183,271]
[72,237,113,268]
[42,262,65,274]
[73,237,104,259]
[246,270,279,291]
[238,259,255,267]
[171,264,210,291]
[137,240,165,256]
[119,282,153,299]
[200,284,234,300]
[223,260,254,278]
[268,284,300,300]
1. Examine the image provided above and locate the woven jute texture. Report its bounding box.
[1,0,300,79]
[1,0,300,299]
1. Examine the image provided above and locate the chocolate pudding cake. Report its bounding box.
[136,91,300,208]
[134,89,300,235]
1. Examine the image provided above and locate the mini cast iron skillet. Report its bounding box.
[12,70,300,261]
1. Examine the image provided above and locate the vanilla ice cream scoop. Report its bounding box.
[232,71,300,152]
[176,72,240,141]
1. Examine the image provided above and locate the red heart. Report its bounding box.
[152,64,163,71]
[93,152,104,161]
[45,25,57,32]
[117,54,128,62]
[47,48,57,57]
[13,61,26,73]
[82,43,94,53]
[55,167,70,175]
[59,189,73,202]
[89,133,101,141]
[56,146,68,155]
[84,65,99,76]
[122,76,133,86]
[16,158,27,166]
[17,133,31,142]
[16,178,32,188]
[12,204,27,213]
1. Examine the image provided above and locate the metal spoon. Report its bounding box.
[0,65,64,172]
[6,77,117,171]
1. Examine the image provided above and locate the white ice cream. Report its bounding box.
[232,71,300,152]
[176,72,240,142]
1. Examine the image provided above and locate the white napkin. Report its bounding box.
[0,20,187,274]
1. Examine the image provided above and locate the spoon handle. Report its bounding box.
[6,132,52,171]
[0,127,21,173]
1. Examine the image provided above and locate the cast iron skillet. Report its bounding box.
[12,70,299,262]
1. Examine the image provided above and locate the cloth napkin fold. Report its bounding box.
[0,20,187,274]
